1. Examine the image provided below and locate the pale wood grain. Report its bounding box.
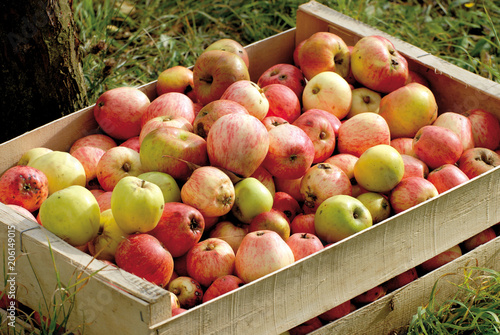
[310,236,500,335]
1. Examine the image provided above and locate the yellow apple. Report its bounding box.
[28,150,86,194]
[111,176,165,234]
[39,185,101,246]
[378,82,438,138]
[88,209,129,262]
[353,144,405,193]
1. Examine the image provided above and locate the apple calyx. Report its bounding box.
[190,218,202,232]
[477,152,497,166]
[205,242,216,251]
[199,75,213,85]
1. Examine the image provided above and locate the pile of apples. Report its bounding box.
[1,31,500,330]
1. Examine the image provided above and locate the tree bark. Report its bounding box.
[0,0,88,144]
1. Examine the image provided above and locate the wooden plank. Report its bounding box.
[151,165,500,334]
[310,236,500,335]
[297,1,500,119]
[0,203,171,335]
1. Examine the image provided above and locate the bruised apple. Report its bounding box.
[0,165,49,212]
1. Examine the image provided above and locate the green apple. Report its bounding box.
[353,144,405,193]
[88,209,129,262]
[314,194,372,244]
[356,192,391,224]
[137,171,181,203]
[28,150,86,194]
[232,177,273,223]
[17,147,53,166]
[111,176,165,234]
[39,185,101,247]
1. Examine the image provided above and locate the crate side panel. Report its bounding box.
[152,167,500,334]
[0,205,170,334]
[297,1,500,119]
[245,29,296,82]
[311,236,500,335]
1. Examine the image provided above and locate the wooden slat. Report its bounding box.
[150,166,500,334]
[310,236,500,335]
[0,203,171,335]
[297,1,500,119]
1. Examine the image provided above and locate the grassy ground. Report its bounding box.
[73,0,500,103]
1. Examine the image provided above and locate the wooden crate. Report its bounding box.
[1,1,499,334]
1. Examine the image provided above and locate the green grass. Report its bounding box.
[406,266,500,335]
[73,0,500,103]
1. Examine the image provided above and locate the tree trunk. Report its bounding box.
[0,0,88,144]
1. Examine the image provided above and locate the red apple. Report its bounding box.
[433,112,475,151]
[293,109,336,164]
[204,38,249,68]
[96,191,112,212]
[250,165,276,198]
[426,164,469,194]
[192,99,249,139]
[406,70,430,87]
[293,39,306,69]
[318,300,352,323]
[401,154,429,179]
[262,83,301,123]
[390,137,417,158]
[302,108,342,138]
[180,166,235,217]
[350,35,408,94]
[290,213,316,235]
[186,237,236,288]
[115,233,174,287]
[156,65,195,98]
[0,165,49,212]
[220,80,269,120]
[96,146,143,192]
[324,153,358,182]
[119,136,140,153]
[69,133,117,154]
[262,123,315,179]
[140,127,208,181]
[167,276,203,309]
[383,267,418,292]
[412,125,463,170]
[337,112,391,157]
[235,230,295,283]
[298,31,350,80]
[462,227,497,252]
[71,146,106,187]
[193,49,250,105]
[248,209,291,241]
[207,113,269,178]
[94,87,151,140]
[148,202,205,258]
[202,274,245,303]
[209,220,249,254]
[352,285,387,305]
[141,92,195,127]
[171,307,187,316]
[262,116,289,131]
[272,191,302,223]
[288,316,323,335]
[457,147,500,179]
[419,245,463,273]
[300,162,352,213]
[461,108,500,150]
[286,232,324,261]
[139,115,193,145]
[257,63,306,99]
[389,176,439,214]
[274,176,304,203]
